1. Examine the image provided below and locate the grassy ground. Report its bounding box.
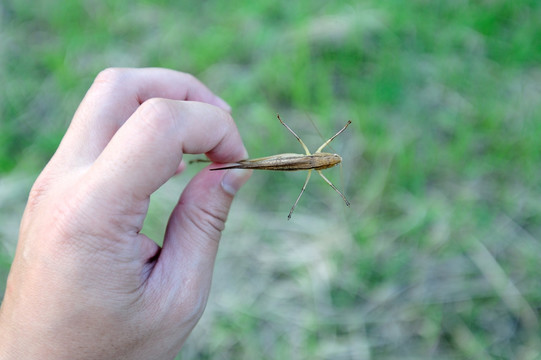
[2,0,541,358]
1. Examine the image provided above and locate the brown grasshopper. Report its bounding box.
[211,115,351,219]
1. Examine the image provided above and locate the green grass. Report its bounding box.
[2,0,541,358]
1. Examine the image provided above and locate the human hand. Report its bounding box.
[0,68,251,359]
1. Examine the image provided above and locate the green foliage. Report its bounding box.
[2,0,541,358]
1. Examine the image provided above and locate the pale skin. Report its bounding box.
[0,68,252,359]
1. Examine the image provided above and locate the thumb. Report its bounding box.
[157,166,251,287]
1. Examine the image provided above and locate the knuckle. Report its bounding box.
[94,67,126,85]
[91,68,130,96]
[184,202,228,245]
[178,72,207,98]
[137,98,179,134]
[25,177,50,214]
[178,71,196,84]
[24,169,57,214]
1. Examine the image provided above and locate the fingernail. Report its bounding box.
[221,168,252,196]
[214,96,232,113]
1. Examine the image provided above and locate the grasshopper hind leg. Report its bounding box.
[288,170,312,220]
[317,170,350,206]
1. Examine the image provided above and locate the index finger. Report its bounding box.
[55,68,231,167]
[87,99,247,205]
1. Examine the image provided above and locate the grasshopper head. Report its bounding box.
[314,153,342,170]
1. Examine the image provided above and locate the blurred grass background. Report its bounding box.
[2,0,541,358]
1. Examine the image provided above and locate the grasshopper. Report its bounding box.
[211,115,351,219]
